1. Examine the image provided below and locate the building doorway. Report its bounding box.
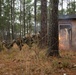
[59,23,72,49]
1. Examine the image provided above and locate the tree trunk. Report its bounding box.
[7,0,11,42]
[34,0,37,34]
[0,0,2,29]
[11,0,15,40]
[73,0,75,14]
[0,0,1,17]
[27,21,29,34]
[62,0,63,14]
[41,0,47,48]
[47,0,59,57]
[28,9,32,34]
[20,0,22,38]
[23,0,26,36]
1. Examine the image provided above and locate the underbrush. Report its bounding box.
[0,44,76,75]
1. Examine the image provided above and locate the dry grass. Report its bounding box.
[0,44,76,75]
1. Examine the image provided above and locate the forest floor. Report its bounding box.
[0,44,76,75]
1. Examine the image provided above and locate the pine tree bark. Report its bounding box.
[0,0,1,17]
[61,0,63,14]
[47,0,59,56]
[7,0,11,42]
[41,0,47,48]
[0,0,2,26]
[73,0,75,14]
[34,0,37,34]
[11,0,15,40]
[23,0,26,36]
[20,0,22,38]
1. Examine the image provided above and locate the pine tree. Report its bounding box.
[47,0,59,56]
[41,0,47,48]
